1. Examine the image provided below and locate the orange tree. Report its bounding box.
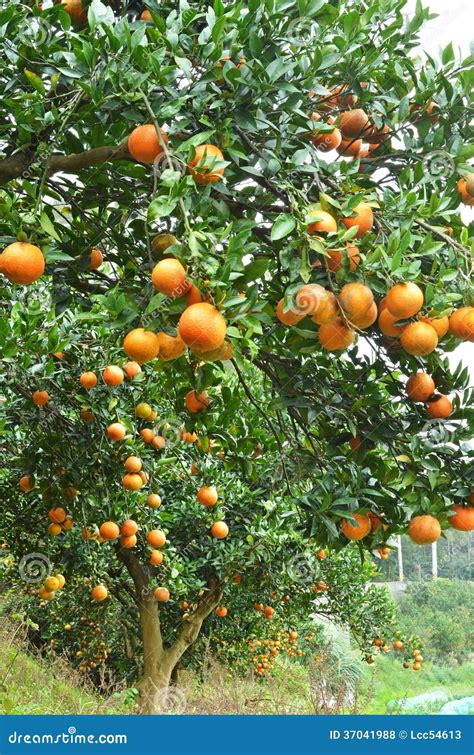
[0,0,473,711]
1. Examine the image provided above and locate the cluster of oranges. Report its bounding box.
[38,573,66,602]
[64,615,111,674]
[47,506,74,537]
[367,637,425,671]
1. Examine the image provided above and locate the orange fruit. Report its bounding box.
[408,514,441,544]
[400,322,438,356]
[336,138,362,158]
[120,520,138,537]
[139,470,149,485]
[311,127,342,152]
[88,248,103,270]
[65,485,78,499]
[123,328,160,364]
[393,640,404,650]
[426,395,452,419]
[319,319,355,351]
[349,435,362,452]
[211,521,229,539]
[149,549,164,565]
[147,493,162,509]
[48,523,62,537]
[365,124,391,145]
[152,435,166,450]
[154,587,170,602]
[448,505,474,532]
[124,361,142,379]
[62,515,74,530]
[386,282,424,318]
[449,307,474,340]
[457,178,474,206]
[80,371,97,389]
[135,402,152,419]
[140,428,155,444]
[294,283,327,317]
[140,9,152,21]
[310,290,340,325]
[188,144,225,184]
[465,174,474,197]
[406,373,435,402]
[124,456,142,473]
[378,308,404,337]
[338,282,374,320]
[185,389,210,413]
[60,0,87,25]
[276,298,305,325]
[348,301,377,329]
[120,534,137,549]
[20,475,34,492]
[156,331,187,360]
[419,314,449,338]
[340,512,371,540]
[326,244,360,272]
[48,507,67,524]
[107,422,126,441]
[197,485,218,507]
[91,584,108,602]
[216,606,228,617]
[339,109,369,138]
[39,587,55,600]
[185,282,203,306]
[341,203,373,237]
[192,341,233,361]
[307,209,337,235]
[178,302,226,351]
[128,124,168,164]
[264,605,274,619]
[0,242,45,284]
[33,390,49,406]
[102,365,124,386]
[151,258,188,297]
[54,574,66,589]
[123,473,143,491]
[147,529,166,548]
[99,521,120,541]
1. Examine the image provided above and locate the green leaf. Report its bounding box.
[270,214,296,241]
[40,212,61,241]
[24,69,45,94]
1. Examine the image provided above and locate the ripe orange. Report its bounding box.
[307,209,337,235]
[99,521,120,541]
[124,456,142,473]
[400,322,438,356]
[80,371,97,389]
[140,9,152,21]
[426,395,452,419]
[156,331,187,360]
[311,127,342,152]
[185,389,210,413]
[0,242,45,285]
[348,301,377,329]
[44,576,60,592]
[185,283,203,306]
[338,282,374,320]
[319,319,355,351]
[448,504,474,531]
[55,574,66,589]
[393,640,404,650]
[48,523,62,537]
[336,138,362,158]
[178,302,227,351]
[386,282,423,319]
[457,178,474,206]
[123,328,160,364]
[449,307,474,340]
[62,515,74,530]
[188,144,225,184]
[465,173,474,197]
[264,606,274,619]
[39,586,55,600]
[20,475,34,493]
[147,529,166,548]
[60,0,87,25]
[406,373,435,402]
[340,512,371,540]
[365,123,391,145]
[339,109,369,138]
[128,124,168,164]
[316,549,327,560]
[154,587,170,602]
[123,473,143,491]
[197,486,218,507]
[151,258,188,297]
[192,341,233,361]
[91,584,108,602]
[341,203,373,237]
[120,534,137,549]
[147,493,162,509]
[216,606,228,617]
[88,248,103,270]
[33,390,49,406]
[140,428,155,444]
[149,549,164,565]
[124,361,142,379]
[65,485,78,499]
[419,314,449,338]
[152,435,166,450]
[378,308,404,337]
[276,298,305,325]
[211,521,229,539]
[102,365,124,386]
[48,507,67,524]
[326,244,360,273]
[107,422,126,441]
[135,402,152,419]
[408,514,441,544]
[349,435,362,452]
[310,290,340,325]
